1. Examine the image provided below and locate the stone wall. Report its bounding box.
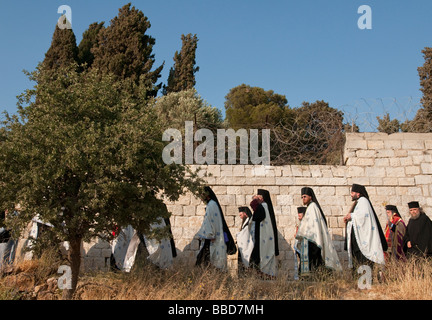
[81,132,432,274]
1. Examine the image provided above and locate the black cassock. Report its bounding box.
[404,213,432,257]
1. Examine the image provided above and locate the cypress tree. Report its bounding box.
[408,47,432,132]
[77,22,105,68]
[42,23,78,71]
[164,33,199,94]
[91,3,163,94]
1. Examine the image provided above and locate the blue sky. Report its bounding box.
[1,0,431,131]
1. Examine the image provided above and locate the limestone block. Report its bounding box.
[275,177,295,186]
[220,165,234,176]
[376,149,395,158]
[232,165,245,176]
[367,140,384,149]
[226,186,243,195]
[332,166,347,177]
[195,205,206,216]
[206,165,221,177]
[273,167,283,177]
[176,194,191,206]
[235,194,246,206]
[398,177,415,186]
[346,157,374,166]
[345,139,367,149]
[385,167,405,177]
[394,149,408,157]
[291,166,304,177]
[166,205,183,216]
[317,186,336,196]
[384,140,402,149]
[405,166,421,175]
[415,175,431,185]
[408,187,423,196]
[175,216,190,228]
[400,157,413,166]
[217,194,236,205]
[321,168,334,178]
[389,158,401,166]
[216,176,247,185]
[402,140,425,150]
[171,227,183,239]
[211,186,227,195]
[374,158,390,167]
[421,163,432,174]
[224,206,239,217]
[369,177,383,185]
[310,167,323,177]
[282,167,293,176]
[365,167,386,177]
[183,205,196,216]
[348,166,365,177]
[276,195,293,206]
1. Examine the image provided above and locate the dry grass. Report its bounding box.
[2,254,432,300]
[70,256,432,300]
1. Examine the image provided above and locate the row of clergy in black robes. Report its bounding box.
[113,184,432,275]
[344,184,432,271]
[196,187,279,277]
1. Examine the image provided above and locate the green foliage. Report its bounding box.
[283,100,345,165]
[164,34,200,95]
[377,113,400,134]
[223,85,345,165]
[0,65,203,245]
[91,3,163,94]
[154,88,222,131]
[77,22,105,68]
[224,84,291,129]
[42,25,78,71]
[406,47,432,132]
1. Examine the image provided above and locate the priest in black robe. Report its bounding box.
[249,189,278,277]
[344,183,388,269]
[195,186,236,269]
[403,201,432,258]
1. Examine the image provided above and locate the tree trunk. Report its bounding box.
[62,237,82,300]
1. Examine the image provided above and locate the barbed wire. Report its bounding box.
[340,96,423,132]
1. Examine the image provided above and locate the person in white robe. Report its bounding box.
[111,224,136,271]
[344,183,387,269]
[236,206,254,271]
[293,206,305,280]
[111,205,177,271]
[195,186,236,271]
[249,189,278,278]
[295,187,342,276]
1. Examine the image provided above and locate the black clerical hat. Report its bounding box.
[408,201,420,209]
[351,183,369,199]
[300,187,327,226]
[238,206,252,218]
[301,187,314,197]
[385,205,398,212]
[297,207,306,214]
[385,204,401,218]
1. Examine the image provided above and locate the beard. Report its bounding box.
[351,194,359,201]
